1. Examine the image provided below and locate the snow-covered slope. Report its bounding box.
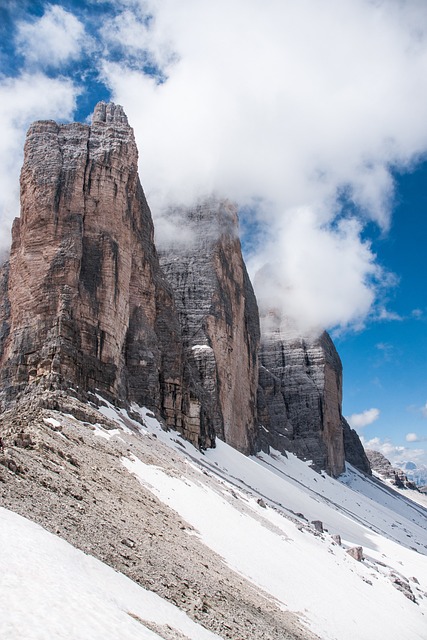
[0,508,221,640]
[119,404,427,640]
[2,397,427,640]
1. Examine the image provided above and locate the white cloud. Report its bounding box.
[2,1,427,334]
[99,0,427,333]
[15,5,86,69]
[250,213,379,334]
[346,408,380,430]
[99,7,176,74]
[0,73,79,256]
[362,435,427,467]
[376,308,403,322]
[421,402,427,418]
[406,433,422,442]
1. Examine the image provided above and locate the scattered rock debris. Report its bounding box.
[346,546,364,562]
[0,393,320,640]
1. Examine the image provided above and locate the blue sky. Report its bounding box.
[0,0,426,469]
[338,162,427,466]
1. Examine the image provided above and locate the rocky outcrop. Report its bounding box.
[342,418,371,474]
[366,450,419,490]
[258,324,346,476]
[0,102,187,436]
[159,199,260,454]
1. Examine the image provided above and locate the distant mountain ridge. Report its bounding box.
[395,460,427,488]
[366,449,419,491]
[0,101,369,477]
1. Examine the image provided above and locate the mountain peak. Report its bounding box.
[92,101,129,125]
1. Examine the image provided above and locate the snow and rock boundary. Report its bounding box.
[1,391,427,640]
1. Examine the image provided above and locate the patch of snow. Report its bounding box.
[130,403,163,432]
[0,508,223,640]
[93,424,122,441]
[122,438,427,640]
[43,417,62,428]
[87,397,427,639]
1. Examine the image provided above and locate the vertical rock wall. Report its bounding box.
[258,322,346,476]
[0,261,10,364]
[0,103,184,429]
[159,199,260,454]
[342,418,371,474]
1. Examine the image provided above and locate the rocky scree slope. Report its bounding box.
[1,392,426,640]
[0,392,318,640]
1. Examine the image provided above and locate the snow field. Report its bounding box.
[0,508,223,640]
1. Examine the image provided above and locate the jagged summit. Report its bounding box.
[367,449,419,490]
[92,101,129,125]
[0,101,183,431]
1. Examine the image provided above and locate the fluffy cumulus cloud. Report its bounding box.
[346,408,380,430]
[0,74,78,258]
[15,5,86,69]
[3,0,427,335]
[99,0,427,333]
[406,433,421,442]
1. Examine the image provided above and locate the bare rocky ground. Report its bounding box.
[0,390,319,640]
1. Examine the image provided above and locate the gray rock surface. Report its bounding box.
[366,449,419,490]
[159,199,260,454]
[258,325,346,476]
[342,418,371,475]
[0,260,10,363]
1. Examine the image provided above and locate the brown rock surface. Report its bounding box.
[0,99,366,474]
[346,546,364,561]
[0,103,185,434]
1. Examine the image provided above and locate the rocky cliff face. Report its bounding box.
[159,199,260,454]
[0,102,186,435]
[366,450,418,490]
[258,323,347,476]
[0,104,260,454]
[342,418,371,475]
[0,261,10,364]
[0,101,369,471]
